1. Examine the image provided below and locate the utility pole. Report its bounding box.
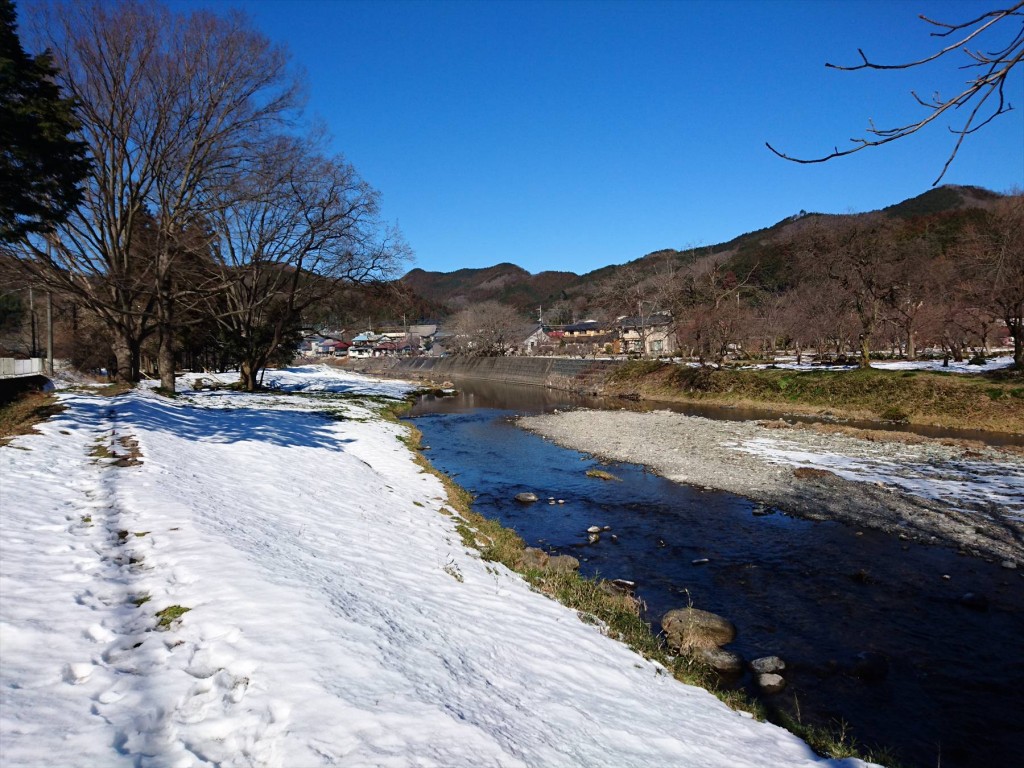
[638,300,645,358]
[47,293,54,375]
[29,286,37,358]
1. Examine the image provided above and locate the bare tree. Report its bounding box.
[14,0,300,387]
[882,224,947,360]
[204,136,407,391]
[798,217,906,368]
[958,194,1024,367]
[448,301,532,357]
[669,258,754,366]
[768,2,1024,184]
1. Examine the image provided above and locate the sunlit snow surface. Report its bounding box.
[735,438,1024,522]
[0,366,868,767]
[744,354,1015,374]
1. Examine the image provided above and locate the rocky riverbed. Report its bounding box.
[518,409,1024,565]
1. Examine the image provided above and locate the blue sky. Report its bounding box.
[172,0,1022,275]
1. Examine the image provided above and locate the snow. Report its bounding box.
[1,365,870,767]
[746,354,1016,374]
[735,437,1024,522]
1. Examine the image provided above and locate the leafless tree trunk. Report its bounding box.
[958,194,1024,368]
[203,136,408,392]
[15,0,300,389]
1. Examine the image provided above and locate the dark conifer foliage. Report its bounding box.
[0,0,90,242]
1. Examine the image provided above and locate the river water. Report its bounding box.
[408,379,1024,768]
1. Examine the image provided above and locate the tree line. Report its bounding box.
[1,0,405,391]
[446,197,1023,370]
[657,202,1024,370]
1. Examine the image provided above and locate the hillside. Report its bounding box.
[402,262,578,312]
[400,185,1005,315]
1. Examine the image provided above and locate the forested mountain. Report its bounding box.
[400,185,1006,317]
[402,263,578,312]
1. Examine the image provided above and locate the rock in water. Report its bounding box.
[546,555,580,574]
[518,547,549,570]
[757,673,786,694]
[662,608,737,651]
[750,656,786,675]
[515,492,539,503]
[700,648,744,675]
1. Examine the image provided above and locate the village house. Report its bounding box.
[618,313,677,357]
[559,320,620,357]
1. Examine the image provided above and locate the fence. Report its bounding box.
[0,358,45,379]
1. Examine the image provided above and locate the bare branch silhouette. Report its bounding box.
[767,1,1024,185]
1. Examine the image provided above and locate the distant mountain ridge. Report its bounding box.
[400,185,1005,314]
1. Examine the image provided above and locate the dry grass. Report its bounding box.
[606,363,1024,434]
[0,391,65,446]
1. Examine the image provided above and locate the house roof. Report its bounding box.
[562,320,605,333]
[618,313,673,330]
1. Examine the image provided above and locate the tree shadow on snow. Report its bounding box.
[78,394,356,451]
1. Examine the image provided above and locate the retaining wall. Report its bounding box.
[345,356,624,395]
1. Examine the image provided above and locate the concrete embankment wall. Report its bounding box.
[345,356,624,394]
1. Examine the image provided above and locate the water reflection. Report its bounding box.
[410,379,1024,768]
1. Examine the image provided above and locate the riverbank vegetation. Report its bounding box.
[606,362,1024,434]
[0,389,62,446]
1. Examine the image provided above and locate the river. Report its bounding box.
[408,378,1023,768]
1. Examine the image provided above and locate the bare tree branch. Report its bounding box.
[766,1,1024,184]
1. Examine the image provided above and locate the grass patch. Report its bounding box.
[585,468,622,481]
[771,709,904,766]
[89,381,135,398]
[90,440,116,460]
[154,605,190,629]
[0,390,65,446]
[132,594,151,607]
[877,407,909,422]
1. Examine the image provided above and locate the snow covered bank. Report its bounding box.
[743,354,1016,374]
[0,367,867,767]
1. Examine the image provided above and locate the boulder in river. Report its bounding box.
[750,656,786,675]
[756,673,786,694]
[700,647,744,676]
[959,592,989,611]
[518,547,549,570]
[518,548,580,575]
[546,554,580,574]
[662,608,736,651]
[515,492,539,503]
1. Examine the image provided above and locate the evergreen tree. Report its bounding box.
[0,0,89,242]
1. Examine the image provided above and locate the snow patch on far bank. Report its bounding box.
[735,437,1024,521]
